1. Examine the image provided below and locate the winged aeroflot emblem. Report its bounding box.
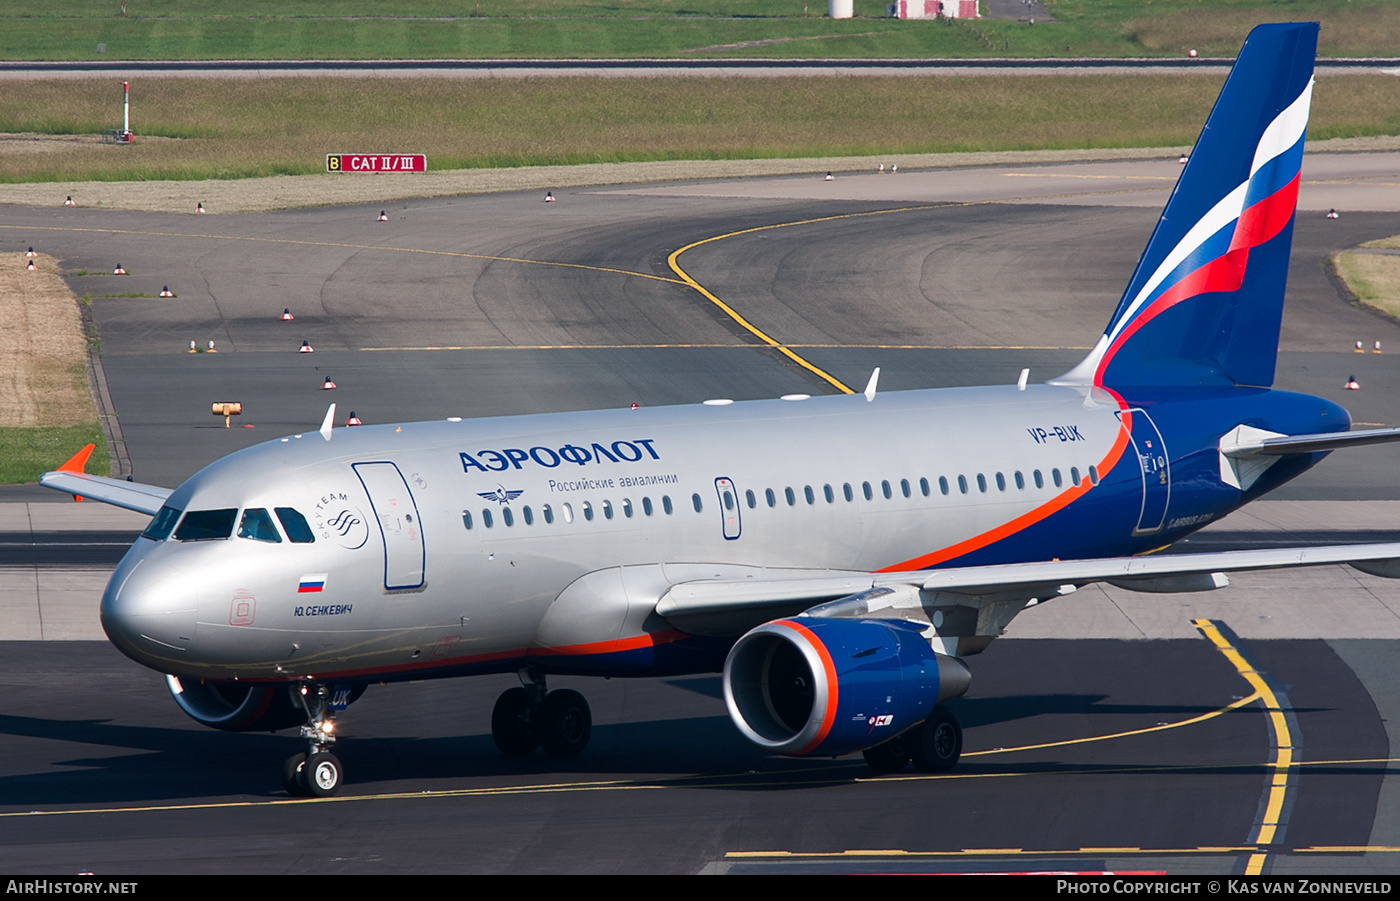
[478,485,524,505]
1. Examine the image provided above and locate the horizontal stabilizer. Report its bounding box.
[39,471,170,516]
[1221,425,1400,457]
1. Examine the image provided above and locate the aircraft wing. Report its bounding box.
[39,471,170,516]
[655,542,1400,639]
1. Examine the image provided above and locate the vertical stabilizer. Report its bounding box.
[1053,23,1318,390]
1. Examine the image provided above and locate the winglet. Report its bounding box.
[57,444,95,502]
[863,368,880,403]
[319,403,336,441]
[58,444,95,473]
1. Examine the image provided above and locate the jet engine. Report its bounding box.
[722,617,970,757]
[166,676,361,733]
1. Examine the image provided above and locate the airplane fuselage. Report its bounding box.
[101,381,1348,685]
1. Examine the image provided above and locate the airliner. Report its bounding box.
[42,22,1400,797]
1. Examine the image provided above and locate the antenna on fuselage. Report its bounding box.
[863,367,880,402]
[1017,368,1029,391]
[319,403,336,441]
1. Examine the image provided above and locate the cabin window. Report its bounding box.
[957,475,968,494]
[544,505,555,524]
[722,491,734,512]
[1089,465,1100,486]
[901,479,911,498]
[939,476,950,496]
[1071,467,1081,487]
[602,499,614,520]
[502,507,515,527]
[745,490,756,509]
[881,480,893,500]
[237,508,282,543]
[642,497,653,516]
[1014,471,1025,490]
[995,472,1006,492]
[804,486,815,505]
[862,482,873,501]
[462,510,473,530]
[977,474,988,493]
[523,506,534,525]
[482,509,494,528]
[765,488,776,507]
[1033,470,1044,489]
[662,496,673,515]
[143,505,182,541]
[1052,469,1063,488]
[824,484,835,503]
[175,508,237,541]
[691,494,703,513]
[843,483,854,502]
[584,501,595,521]
[275,508,315,543]
[785,487,796,506]
[562,503,574,523]
[920,477,930,497]
[622,498,634,518]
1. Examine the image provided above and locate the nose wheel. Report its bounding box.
[491,671,592,759]
[282,683,345,797]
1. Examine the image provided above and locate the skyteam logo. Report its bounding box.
[479,485,524,505]
[313,490,370,550]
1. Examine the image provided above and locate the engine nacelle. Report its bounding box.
[165,676,362,733]
[723,617,971,757]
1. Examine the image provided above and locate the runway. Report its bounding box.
[3,150,1400,873]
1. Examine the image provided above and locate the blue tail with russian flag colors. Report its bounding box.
[1056,22,1317,390]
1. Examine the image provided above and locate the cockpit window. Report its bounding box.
[142,505,182,541]
[275,507,316,544]
[173,508,237,541]
[237,508,282,543]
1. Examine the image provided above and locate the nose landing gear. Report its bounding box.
[491,670,592,759]
[282,683,344,797]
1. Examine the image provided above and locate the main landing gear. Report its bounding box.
[861,704,962,774]
[282,683,344,797]
[491,670,592,758]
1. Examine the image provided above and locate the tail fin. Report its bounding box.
[1054,22,1318,390]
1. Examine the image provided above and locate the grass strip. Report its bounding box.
[2,74,1397,183]
[1334,251,1400,322]
[0,425,111,486]
[8,0,1400,60]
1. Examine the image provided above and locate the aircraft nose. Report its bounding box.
[100,553,199,666]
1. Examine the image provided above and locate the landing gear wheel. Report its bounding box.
[537,689,591,758]
[281,752,308,796]
[492,686,539,757]
[301,751,343,797]
[862,733,911,773]
[910,705,962,773]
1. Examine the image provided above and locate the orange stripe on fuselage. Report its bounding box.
[778,619,840,756]
[876,396,1132,572]
[527,628,689,658]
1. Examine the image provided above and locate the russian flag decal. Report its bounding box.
[298,573,328,593]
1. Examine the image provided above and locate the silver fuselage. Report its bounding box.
[99,383,1221,682]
